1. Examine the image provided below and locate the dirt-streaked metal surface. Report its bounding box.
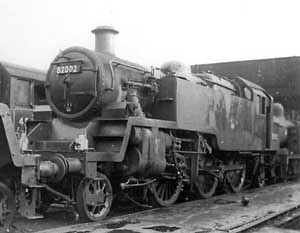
[27,181,300,233]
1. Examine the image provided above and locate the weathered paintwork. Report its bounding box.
[191,56,300,120]
[27,116,176,163]
[0,61,47,128]
[0,62,47,168]
[0,103,39,172]
[152,74,273,151]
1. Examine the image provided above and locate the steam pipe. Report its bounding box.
[39,156,82,182]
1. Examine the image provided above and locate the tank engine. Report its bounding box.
[7,26,284,223]
[0,62,50,228]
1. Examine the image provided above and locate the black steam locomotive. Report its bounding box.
[0,27,298,225]
[0,61,48,227]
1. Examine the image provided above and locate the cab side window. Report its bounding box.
[10,78,31,107]
[257,95,266,115]
[244,87,253,100]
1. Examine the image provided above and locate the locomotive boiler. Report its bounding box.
[46,27,156,120]
[1,26,285,224]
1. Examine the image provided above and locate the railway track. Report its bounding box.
[3,180,300,233]
[6,201,149,233]
[227,204,300,233]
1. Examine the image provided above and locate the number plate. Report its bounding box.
[56,63,81,75]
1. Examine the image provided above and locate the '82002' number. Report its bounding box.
[56,64,81,75]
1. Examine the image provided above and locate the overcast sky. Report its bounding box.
[0,0,300,71]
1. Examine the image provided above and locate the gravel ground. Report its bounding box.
[3,182,300,233]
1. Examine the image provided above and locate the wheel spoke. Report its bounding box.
[158,184,164,197]
[101,183,106,192]
[163,185,168,200]
[149,178,182,207]
[92,182,97,193]
[167,184,171,199]
[76,173,113,222]
[91,205,97,214]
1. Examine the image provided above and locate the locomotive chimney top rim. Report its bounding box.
[91,26,119,34]
[91,26,119,55]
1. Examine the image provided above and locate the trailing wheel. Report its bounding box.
[149,177,182,207]
[76,173,113,221]
[256,165,265,188]
[0,181,16,229]
[270,153,286,183]
[225,161,246,193]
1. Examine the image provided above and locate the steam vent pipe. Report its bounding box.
[91,26,119,55]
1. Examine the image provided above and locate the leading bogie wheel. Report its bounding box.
[0,181,16,229]
[76,173,113,222]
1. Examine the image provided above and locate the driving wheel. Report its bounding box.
[195,172,218,199]
[194,157,218,199]
[225,161,246,193]
[149,177,182,207]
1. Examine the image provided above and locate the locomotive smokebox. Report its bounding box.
[92,26,119,55]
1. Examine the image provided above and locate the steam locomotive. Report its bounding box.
[0,26,298,226]
[0,61,47,227]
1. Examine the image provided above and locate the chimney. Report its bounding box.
[91,26,119,56]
